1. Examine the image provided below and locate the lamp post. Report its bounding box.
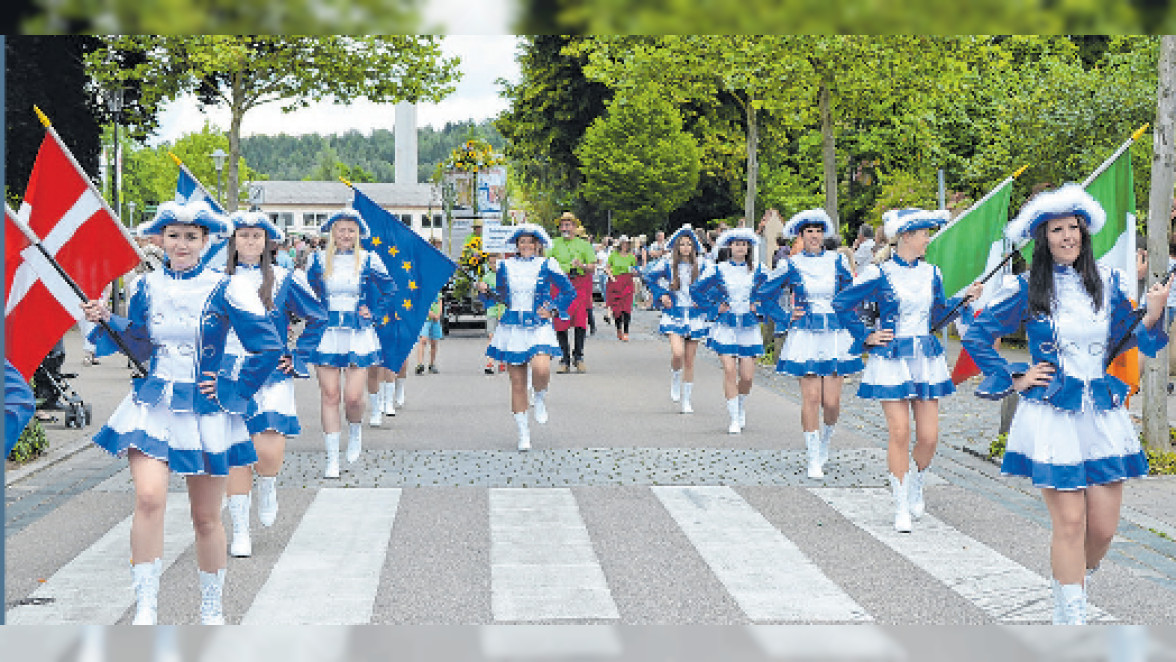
[211,148,227,207]
[127,201,136,228]
[105,87,124,315]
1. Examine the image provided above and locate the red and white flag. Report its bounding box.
[4,126,142,380]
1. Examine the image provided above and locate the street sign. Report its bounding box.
[248,184,265,205]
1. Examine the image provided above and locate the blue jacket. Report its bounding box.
[689,260,780,328]
[761,250,854,332]
[306,249,397,329]
[480,256,576,326]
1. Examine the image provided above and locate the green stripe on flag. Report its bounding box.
[1086,148,1135,262]
[925,179,1012,299]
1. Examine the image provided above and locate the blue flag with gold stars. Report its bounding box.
[351,186,457,371]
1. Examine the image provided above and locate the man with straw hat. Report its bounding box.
[549,211,597,373]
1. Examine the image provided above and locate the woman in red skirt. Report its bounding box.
[605,235,639,340]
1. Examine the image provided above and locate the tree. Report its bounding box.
[576,89,700,235]
[86,36,460,210]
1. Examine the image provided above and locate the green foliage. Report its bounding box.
[1147,447,1176,476]
[988,434,1007,461]
[8,418,47,464]
[870,170,939,221]
[576,89,701,236]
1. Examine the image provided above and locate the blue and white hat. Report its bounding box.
[715,227,760,249]
[320,208,371,238]
[504,222,553,249]
[783,208,835,239]
[667,224,702,253]
[138,200,228,236]
[882,208,950,239]
[229,210,284,242]
[1004,183,1105,244]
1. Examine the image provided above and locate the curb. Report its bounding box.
[5,434,95,487]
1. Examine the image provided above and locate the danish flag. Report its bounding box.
[4,124,142,380]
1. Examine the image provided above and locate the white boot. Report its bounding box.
[228,493,252,557]
[805,430,824,479]
[514,411,531,451]
[382,381,396,416]
[670,369,682,402]
[347,422,363,463]
[324,433,341,478]
[1052,580,1087,625]
[198,568,226,625]
[737,394,747,429]
[820,423,834,468]
[394,378,406,406]
[889,473,912,533]
[680,383,694,414]
[256,475,278,527]
[727,398,741,434]
[533,389,549,424]
[368,393,382,427]
[908,464,926,520]
[130,558,162,625]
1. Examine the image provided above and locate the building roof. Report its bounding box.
[253,181,438,207]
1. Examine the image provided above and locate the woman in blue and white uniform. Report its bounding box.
[477,223,574,451]
[832,209,982,533]
[221,211,327,558]
[765,209,863,479]
[962,185,1170,624]
[642,224,712,414]
[691,228,777,434]
[80,200,284,625]
[306,208,396,478]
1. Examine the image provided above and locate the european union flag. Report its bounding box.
[174,163,229,269]
[351,186,457,372]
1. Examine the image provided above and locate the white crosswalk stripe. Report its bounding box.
[480,625,623,659]
[199,626,354,662]
[242,488,401,625]
[746,625,908,660]
[6,495,195,625]
[653,486,871,622]
[810,487,1112,623]
[9,485,1139,626]
[489,488,619,621]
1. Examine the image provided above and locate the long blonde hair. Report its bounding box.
[669,234,699,291]
[323,224,365,279]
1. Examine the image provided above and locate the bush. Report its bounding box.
[7,417,48,463]
[1147,448,1176,476]
[988,433,1007,461]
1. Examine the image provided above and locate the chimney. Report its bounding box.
[395,102,417,185]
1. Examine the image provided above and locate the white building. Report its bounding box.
[251,180,444,239]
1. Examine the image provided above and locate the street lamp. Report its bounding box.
[127,201,136,228]
[211,148,227,207]
[105,87,124,315]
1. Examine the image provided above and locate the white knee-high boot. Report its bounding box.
[324,432,341,478]
[130,558,162,625]
[908,464,926,519]
[368,393,382,427]
[726,398,741,434]
[737,394,747,428]
[889,473,912,533]
[228,493,252,557]
[394,378,406,406]
[805,430,824,479]
[820,423,834,468]
[347,422,363,463]
[670,369,682,402]
[256,475,279,527]
[382,381,396,415]
[514,411,531,451]
[198,568,226,625]
[680,383,694,414]
[533,389,549,424]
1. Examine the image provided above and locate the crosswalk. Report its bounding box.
[5,484,1123,625]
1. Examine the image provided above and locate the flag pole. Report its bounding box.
[928,164,1028,246]
[1082,124,1148,188]
[32,106,147,263]
[8,208,148,377]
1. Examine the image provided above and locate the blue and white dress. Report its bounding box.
[767,250,863,377]
[642,257,712,340]
[690,260,772,358]
[962,265,1167,490]
[483,256,575,365]
[89,263,284,475]
[306,249,396,368]
[219,264,328,437]
[832,254,971,400]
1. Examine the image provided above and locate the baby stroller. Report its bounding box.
[33,340,92,429]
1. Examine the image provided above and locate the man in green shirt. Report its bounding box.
[549,211,597,373]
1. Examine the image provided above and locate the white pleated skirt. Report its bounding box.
[707,324,764,358]
[311,326,382,368]
[486,322,563,365]
[776,329,863,376]
[858,353,953,400]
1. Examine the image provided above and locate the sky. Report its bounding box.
[151,35,523,145]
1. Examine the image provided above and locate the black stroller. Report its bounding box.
[33,339,92,429]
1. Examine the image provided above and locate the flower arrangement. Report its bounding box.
[451,233,489,301]
[446,139,506,174]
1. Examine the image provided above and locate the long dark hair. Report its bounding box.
[226,235,277,311]
[669,235,699,291]
[1027,218,1102,318]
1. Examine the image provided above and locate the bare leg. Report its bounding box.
[1084,481,1125,572]
[316,366,342,434]
[799,376,821,432]
[530,354,551,393]
[910,398,940,470]
[128,450,170,563]
[1042,487,1089,584]
[880,400,912,477]
[682,338,699,382]
[185,474,228,572]
[737,356,755,395]
[342,367,369,423]
[720,355,738,400]
[821,375,844,426]
[669,334,685,371]
[508,364,529,413]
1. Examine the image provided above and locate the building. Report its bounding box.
[251,180,444,239]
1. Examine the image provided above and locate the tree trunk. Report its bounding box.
[744,100,758,232]
[1144,35,1176,451]
[227,72,244,212]
[819,79,839,233]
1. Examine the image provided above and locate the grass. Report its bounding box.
[988,430,1176,476]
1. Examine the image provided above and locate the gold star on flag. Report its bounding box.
[408,280,418,291]
[402,260,412,271]
[382,315,390,324]
[388,245,399,257]
[371,237,382,246]
[402,299,412,310]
